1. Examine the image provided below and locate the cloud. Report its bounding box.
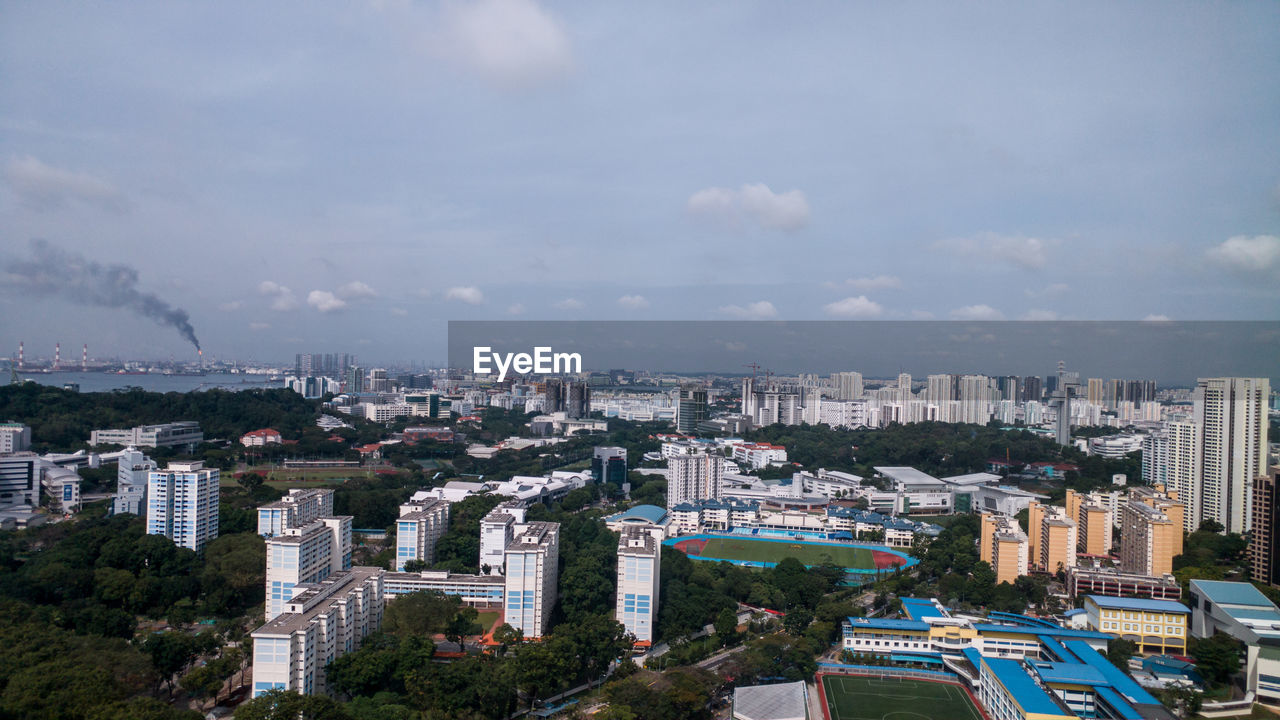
[437,0,572,90]
[507,302,526,315]
[687,183,810,231]
[337,281,377,300]
[617,294,649,309]
[950,304,1005,320]
[249,322,271,331]
[935,233,1052,270]
[1020,309,1059,320]
[5,155,127,211]
[1206,235,1280,273]
[554,297,584,310]
[389,307,408,317]
[1024,283,1070,298]
[1143,314,1172,322]
[258,281,299,311]
[445,286,484,304]
[218,301,244,312]
[307,290,348,313]
[823,296,884,319]
[826,275,902,291]
[718,301,778,319]
[909,310,935,320]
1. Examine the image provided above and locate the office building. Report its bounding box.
[0,454,39,507]
[676,385,708,433]
[1141,421,1200,532]
[1195,377,1270,533]
[980,513,1029,584]
[250,567,383,698]
[503,522,560,639]
[265,516,353,621]
[91,421,203,450]
[1118,487,1183,578]
[0,423,31,454]
[1083,595,1188,655]
[394,498,450,571]
[257,488,336,537]
[1189,580,1280,705]
[112,447,156,516]
[1250,467,1279,587]
[616,527,661,646]
[592,446,628,485]
[146,461,219,552]
[667,452,724,505]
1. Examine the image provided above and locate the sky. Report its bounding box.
[2,1,1278,364]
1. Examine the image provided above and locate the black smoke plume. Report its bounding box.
[5,240,201,351]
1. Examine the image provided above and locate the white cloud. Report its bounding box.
[828,275,902,291]
[307,290,348,313]
[5,155,126,211]
[1025,282,1070,298]
[950,304,1005,320]
[1206,235,1280,273]
[1143,314,1172,322]
[218,301,244,312]
[258,281,299,311]
[909,310,935,320]
[445,286,484,304]
[437,0,572,90]
[554,298,584,310]
[507,303,526,315]
[389,307,408,317]
[1020,309,1059,320]
[823,296,884,319]
[249,322,271,331]
[935,233,1052,270]
[337,281,377,300]
[687,183,810,231]
[718,301,778,319]
[617,294,649,309]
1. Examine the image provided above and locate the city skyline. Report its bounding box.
[2,1,1279,361]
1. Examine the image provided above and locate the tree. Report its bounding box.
[445,606,479,649]
[1106,638,1137,670]
[714,607,739,646]
[144,631,199,693]
[1189,633,1241,686]
[382,590,461,637]
[492,623,522,656]
[783,607,813,636]
[233,689,355,720]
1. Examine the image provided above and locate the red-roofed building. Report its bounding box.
[241,428,282,447]
[730,441,788,469]
[404,427,455,443]
[357,443,383,459]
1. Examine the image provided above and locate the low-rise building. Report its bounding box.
[1082,595,1189,655]
[91,421,203,450]
[1066,566,1181,600]
[241,428,282,446]
[383,570,505,607]
[1189,579,1280,705]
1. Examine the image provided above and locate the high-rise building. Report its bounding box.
[257,488,336,536]
[146,461,219,552]
[503,522,560,639]
[833,371,863,401]
[1028,503,1077,574]
[0,423,31,454]
[567,381,591,419]
[1250,467,1279,588]
[368,368,389,393]
[1195,377,1270,533]
[1086,378,1104,406]
[1022,375,1042,403]
[265,516,353,620]
[1119,486,1184,577]
[480,501,527,575]
[543,378,565,414]
[676,385,708,433]
[980,513,1029,584]
[667,452,723,505]
[1141,421,1200,532]
[1068,490,1113,557]
[616,527,661,646]
[111,447,156,516]
[958,374,993,425]
[592,446,628,485]
[394,498,450,572]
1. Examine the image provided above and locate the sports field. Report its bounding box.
[700,537,875,568]
[821,675,984,720]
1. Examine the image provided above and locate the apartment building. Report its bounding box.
[503,522,560,639]
[146,461,219,552]
[980,513,1029,584]
[394,498,450,571]
[616,527,661,646]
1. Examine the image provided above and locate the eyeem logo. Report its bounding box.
[473,346,582,382]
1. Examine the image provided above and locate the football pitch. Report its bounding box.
[698,538,875,569]
[820,675,984,720]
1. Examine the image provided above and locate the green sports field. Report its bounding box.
[821,675,983,720]
[698,538,875,569]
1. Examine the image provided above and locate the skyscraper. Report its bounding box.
[832,371,863,401]
[676,385,708,433]
[504,522,560,639]
[616,527,661,645]
[667,452,723,504]
[1195,377,1270,533]
[1141,421,1200,532]
[146,461,219,552]
[1250,467,1279,588]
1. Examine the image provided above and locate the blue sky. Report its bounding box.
[2,1,1278,363]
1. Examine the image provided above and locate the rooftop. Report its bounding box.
[983,656,1065,716]
[1085,595,1189,614]
[1190,579,1277,608]
[732,680,807,720]
[605,504,669,525]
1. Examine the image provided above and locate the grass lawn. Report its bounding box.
[474,611,500,632]
[821,675,983,720]
[698,538,876,569]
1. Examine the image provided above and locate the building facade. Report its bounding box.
[503,522,560,639]
[1195,377,1270,533]
[394,498,450,572]
[616,527,661,645]
[667,452,724,505]
[146,461,219,552]
[1083,595,1188,655]
[1250,466,1279,587]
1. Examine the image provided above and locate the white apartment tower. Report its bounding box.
[616,527,661,645]
[146,461,219,552]
[112,447,156,516]
[667,452,724,505]
[1195,377,1270,533]
[394,498,450,571]
[265,516,353,620]
[258,488,336,537]
[832,371,863,401]
[1142,422,1201,532]
[503,522,560,639]
[479,501,528,575]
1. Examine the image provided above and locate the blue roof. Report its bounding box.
[902,598,947,621]
[607,504,668,524]
[1036,634,1078,664]
[1062,608,1086,617]
[1094,686,1143,720]
[1086,595,1189,614]
[983,657,1064,716]
[988,611,1061,629]
[1030,661,1107,686]
[1190,580,1277,608]
[974,623,1111,641]
[846,617,930,632]
[890,653,944,664]
[1061,640,1160,706]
